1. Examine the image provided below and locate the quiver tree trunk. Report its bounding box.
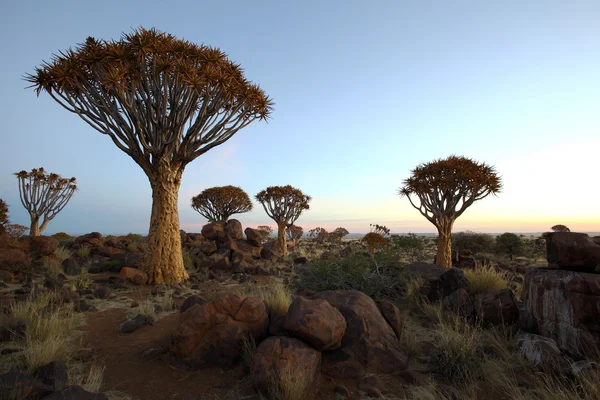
[145,165,189,284]
[435,218,454,268]
[277,222,287,256]
[29,217,40,237]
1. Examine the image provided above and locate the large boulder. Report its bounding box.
[201,223,227,243]
[474,289,519,326]
[170,293,269,367]
[119,267,148,285]
[244,227,263,247]
[283,296,346,351]
[310,290,408,379]
[404,262,470,301]
[223,239,261,262]
[521,267,600,355]
[379,300,404,339]
[442,288,475,320]
[62,258,81,276]
[545,232,600,271]
[252,336,321,398]
[0,372,53,399]
[224,219,243,240]
[72,232,103,248]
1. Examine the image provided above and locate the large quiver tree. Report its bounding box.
[26,27,273,284]
[255,185,310,256]
[399,155,501,268]
[15,168,77,236]
[191,185,253,223]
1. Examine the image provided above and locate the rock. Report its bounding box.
[260,248,279,261]
[379,300,404,339]
[283,296,346,351]
[0,248,29,272]
[201,223,226,242]
[72,232,103,248]
[252,336,321,398]
[119,267,147,285]
[41,385,108,400]
[94,286,112,299]
[170,293,269,367]
[358,375,383,392]
[199,240,217,256]
[571,360,600,378]
[223,239,261,262]
[23,236,59,258]
[33,361,68,391]
[516,332,569,373]
[62,258,81,276]
[224,219,243,240]
[180,295,206,313]
[268,315,288,336]
[310,290,408,379]
[293,256,308,265]
[74,301,98,313]
[120,314,154,333]
[521,267,600,355]
[0,372,53,399]
[404,262,470,302]
[474,289,519,326]
[367,387,382,398]
[442,288,475,320]
[93,246,123,258]
[545,232,600,271]
[517,303,538,334]
[334,385,350,397]
[244,227,263,247]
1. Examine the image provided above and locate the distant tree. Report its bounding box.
[308,227,328,244]
[399,155,501,268]
[15,168,77,236]
[496,232,524,261]
[390,233,429,263]
[452,231,495,255]
[27,27,272,284]
[551,224,570,233]
[328,227,350,244]
[5,224,29,240]
[255,185,311,256]
[370,224,390,238]
[0,199,8,227]
[286,225,304,246]
[191,186,253,223]
[362,232,387,256]
[256,225,273,243]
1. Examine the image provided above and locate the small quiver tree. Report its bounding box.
[308,227,328,244]
[191,185,253,223]
[362,233,387,256]
[0,199,8,227]
[286,225,304,247]
[399,155,501,268]
[256,225,274,243]
[15,168,77,236]
[255,185,311,256]
[26,27,273,284]
[327,227,349,244]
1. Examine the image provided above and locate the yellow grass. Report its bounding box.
[238,282,292,317]
[464,264,509,295]
[267,366,309,400]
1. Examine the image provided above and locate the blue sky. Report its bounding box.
[0,0,598,234]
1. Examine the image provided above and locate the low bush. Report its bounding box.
[464,264,509,295]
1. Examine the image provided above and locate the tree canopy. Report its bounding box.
[191,185,253,222]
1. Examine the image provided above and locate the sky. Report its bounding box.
[0,0,599,235]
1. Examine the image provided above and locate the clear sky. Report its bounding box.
[0,1,598,235]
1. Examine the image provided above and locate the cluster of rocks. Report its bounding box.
[521,232,600,356]
[170,290,409,398]
[0,361,107,399]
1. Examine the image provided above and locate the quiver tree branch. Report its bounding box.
[14,168,77,236]
[399,155,501,268]
[26,27,273,284]
[255,185,311,256]
[191,185,253,222]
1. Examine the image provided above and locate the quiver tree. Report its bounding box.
[0,199,8,227]
[308,227,328,244]
[15,168,77,236]
[286,225,304,247]
[551,224,570,233]
[27,27,273,284]
[327,227,349,244]
[362,232,387,256]
[191,185,253,223]
[399,155,501,268]
[256,225,273,243]
[255,185,311,256]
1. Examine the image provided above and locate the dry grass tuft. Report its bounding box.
[267,366,309,400]
[68,362,105,392]
[54,246,72,263]
[44,257,63,279]
[240,333,257,368]
[76,244,91,258]
[238,282,292,317]
[464,264,509,295]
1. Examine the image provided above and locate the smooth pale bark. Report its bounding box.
[145,165,189,284]
[435,217,454,268]
[276,222,287,256]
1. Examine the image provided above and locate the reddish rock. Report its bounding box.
[379,300,404,339]
[170,293,269,367]
[404,262,470,301]
[546,232,600,271]
[224,219,243,240]
[283,296,346,351]
[260,247,279,262]
[119,267,148,285]
[252,336,321,397]
[93,246,123,257]
[0,372,53,399]
[442,288,475,319]
[180,295,207,313]
[223,239,261,262]
[310,290,408,379]
[0,249,28,272]
[244,227,263,247]
[72,232,103,248]
[521,267,600,355]
[474,289,519,326]
[201,223,227,242]
[199,240,217,256]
